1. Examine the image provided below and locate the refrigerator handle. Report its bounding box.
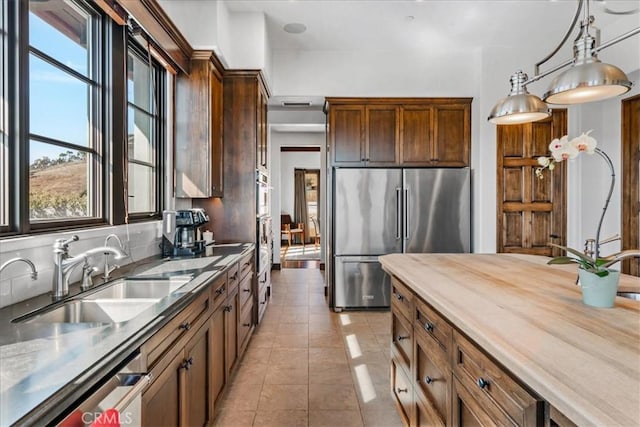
[404,187,409,240]
[396,187,401,240]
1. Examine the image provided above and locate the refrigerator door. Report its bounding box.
[334,256,391,309]
[403,168,470,253]
[334,168,402,255]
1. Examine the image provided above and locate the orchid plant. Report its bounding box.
[535,130,597,179]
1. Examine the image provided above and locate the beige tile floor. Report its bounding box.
[213,268,403,427]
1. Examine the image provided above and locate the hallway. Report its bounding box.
[213,268,402,427]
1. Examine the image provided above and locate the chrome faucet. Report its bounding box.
[52,235,127,299]
[103,234,127,281]
[0,257,38,280]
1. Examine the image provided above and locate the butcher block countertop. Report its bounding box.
[379,253,640,427]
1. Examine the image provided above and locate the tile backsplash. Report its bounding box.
[0,222,162,308]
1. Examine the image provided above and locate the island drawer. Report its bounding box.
[453,331,543,426]
[238,273,253,311]
[239,253,253,280]
[142,290,211,369]
[238,299,253,352]
[391,357,412,426]
[414,330,450,426]
[391,306,413,375]
[414,298,452,361]
[211,274,227,310]
[227,263,240,293]
[391,277,413,323]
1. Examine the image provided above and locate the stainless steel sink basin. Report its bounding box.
[21,299,159,324]
[617,292,640,301]
[85,276,192,300]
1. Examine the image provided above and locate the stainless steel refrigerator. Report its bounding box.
[332,168,470,310]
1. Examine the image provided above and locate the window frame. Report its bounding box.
[125,34,165,222]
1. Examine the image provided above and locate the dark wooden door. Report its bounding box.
[224,288,239,377]
[400,105,433,165]
[331,105,365,165]
[211,307,226,406]
[142,352,184,427]
[622,95,640,276]
[433,104,470,166]
[184,321,213,427]
[366,105,398,165]
[497,110,567,255]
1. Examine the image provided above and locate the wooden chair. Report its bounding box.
[311,217,320,249]
[281,214,305,249]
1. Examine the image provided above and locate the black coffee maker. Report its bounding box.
[162,209,209,257]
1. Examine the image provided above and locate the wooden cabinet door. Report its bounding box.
[497,110,567,255]
[366,105,399,165]
[452,377,498,427]
[331,105,365,165]
[142,351,184,427]
[257,86,268,172]
[432,104,470,166]
[210,63,223,197]
[183,321,213,427]
[224,288,239,377]
[211,307,226,406]
[400,105,433,165]
[415,332,450,426]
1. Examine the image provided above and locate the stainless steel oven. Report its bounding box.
[257,171,269,218]
[258,215,272,275]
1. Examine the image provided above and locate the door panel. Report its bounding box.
[404,169,470,253]
[334,256,391,308]
[334,168,402,255]
[497,110,567,255]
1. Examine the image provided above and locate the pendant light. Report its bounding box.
[488,0,639,125]
[488,71,550,125]
[543,17,632,104]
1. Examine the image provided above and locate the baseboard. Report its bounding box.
[271,263,281,270]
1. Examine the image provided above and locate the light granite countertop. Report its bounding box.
[379,253,640,427]
[0,243,253,426]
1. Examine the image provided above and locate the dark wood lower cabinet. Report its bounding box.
[224,287,239,377]
[183,321,214,426]
[453,377,497,427]
[414,332,449,426]
[211,306,225,406]
[142,351,183,427]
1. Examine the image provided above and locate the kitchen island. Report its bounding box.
[0,243,254,426]
[379,253,640,427]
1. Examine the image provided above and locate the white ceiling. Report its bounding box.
[226,0,640,53]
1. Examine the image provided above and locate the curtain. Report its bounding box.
[294,169,309,242]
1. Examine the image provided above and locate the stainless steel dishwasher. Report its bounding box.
[58,354,152,427]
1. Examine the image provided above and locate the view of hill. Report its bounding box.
[30,158,88,219]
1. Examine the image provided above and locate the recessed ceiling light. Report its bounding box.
[283,23,307,34]
[406,15,415,21]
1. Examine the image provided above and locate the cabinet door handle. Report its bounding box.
[477,378,489,389]
[182,357,194,370]
[179,322,191,331]
[260,300,266,305]
[425,376,434,384]
[243,288,251,293]
[396,388,408,394]
[215,287,225,296]
[395,293,404,301]
[424,322,434,332]
[223,305,232,312]
[230,272,238,280]
[397,335,410,341]
[243,323,251,327]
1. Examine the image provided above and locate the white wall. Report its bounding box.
[269,131,326,264]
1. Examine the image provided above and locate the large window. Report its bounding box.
[126,40,164,218]
[28,0,102,224]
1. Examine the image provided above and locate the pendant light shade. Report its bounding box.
[488,71,551,125]
[543,25,632,104]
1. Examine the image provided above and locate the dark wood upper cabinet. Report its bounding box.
[175,50,224,198]
[327,98,471,167]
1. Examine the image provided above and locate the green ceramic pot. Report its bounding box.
[578,268,620,308]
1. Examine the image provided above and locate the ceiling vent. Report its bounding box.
[281,101,313,107]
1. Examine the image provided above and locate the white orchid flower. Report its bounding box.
[570,130,597,154]
[550,135,578,162]
[537,156,551,167]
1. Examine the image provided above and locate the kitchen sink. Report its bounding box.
[617,292,640,301]
[85,276,193,300]
[20,299,159,324]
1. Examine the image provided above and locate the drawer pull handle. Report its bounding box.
[243,288,251,293]
[477,378,489,389]
[215,287,225,296]
[260,301,267,305]
[179,322,191,331]
[231,272,238,280]
[397,335,410,341]
[182,357,194,370]
[395,293,404,301]
[425,376,434,384]
[424,322,434,332]
[243,323,251,327]
[223,305,232,312]
[396,387,408,394]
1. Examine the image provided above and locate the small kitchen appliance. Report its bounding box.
[162,209,209,258]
